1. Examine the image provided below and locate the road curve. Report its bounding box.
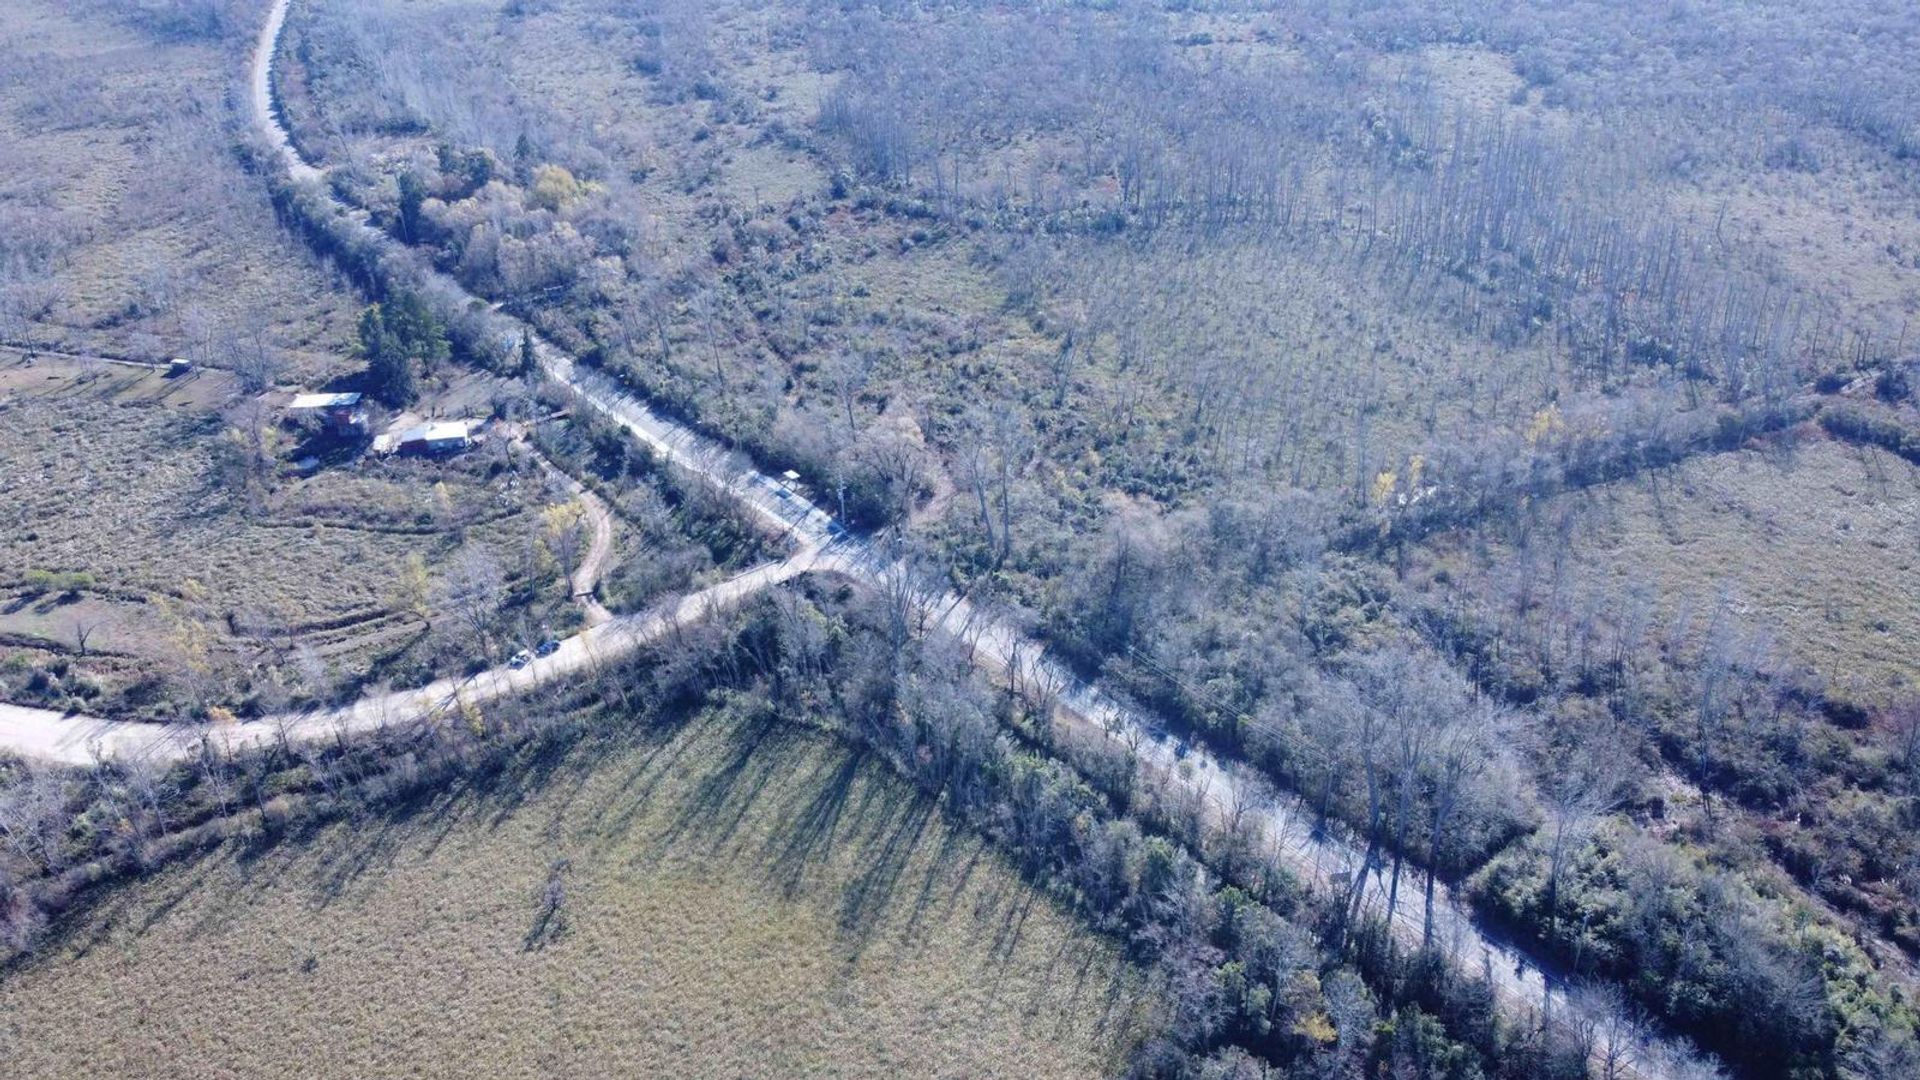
[520,439,616,626]
[0,3,1686,1075]
[0,550,829,767]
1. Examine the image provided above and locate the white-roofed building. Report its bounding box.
[284,391,368,436]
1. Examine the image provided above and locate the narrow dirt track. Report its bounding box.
[521,440,616,626]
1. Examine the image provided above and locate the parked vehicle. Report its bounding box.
[509,649,534,669]
[535,638,561,657]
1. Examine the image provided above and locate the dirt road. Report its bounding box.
[520,439,616,626]
[0,549,825,767]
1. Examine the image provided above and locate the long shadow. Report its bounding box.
[1038,913,1142,1042]
[649,707,795,859]
[987,884,1042,968]
[833,793,937,946]
[761,747,866,896]
[900,827,989,944]
[577,721,705,855]
[6,695,1144,1045]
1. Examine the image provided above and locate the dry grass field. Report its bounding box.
[0,0,359,382]
[1420,434,1920,704]
[0,352,574,717]
[0,704,1157,1079]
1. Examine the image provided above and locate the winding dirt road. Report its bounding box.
[0,2,1686,1074]
[0,549,832,766]
[520,439,616,626]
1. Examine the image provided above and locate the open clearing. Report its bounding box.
[1420,435,1920,702]
[0,352,575,717]
[0,0,358,379]
[0,704,1155,1079]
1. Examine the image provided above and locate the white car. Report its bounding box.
[508,649,534,670]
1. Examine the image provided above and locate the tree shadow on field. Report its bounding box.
[761,749,866,892]
[1037,914,1149,1044]
[298,783,477,907]
[6,699,1113,1013]
[899,827,989,942]
[605,707,1003,960]
[832,794,937,943]
[648,706,795,857]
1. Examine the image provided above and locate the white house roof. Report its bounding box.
[401,420,478,443]
[287,392,363,410]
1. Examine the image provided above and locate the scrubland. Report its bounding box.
[255,0,1920,1072]
[0,0,358,380]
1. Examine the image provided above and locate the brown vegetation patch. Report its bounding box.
[0,705,1155,1079]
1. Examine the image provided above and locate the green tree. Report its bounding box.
[359,303,415,407]
[397,170,426,245]
[512,133,536,186]
[519,328,539,378]
[386,291,450,376]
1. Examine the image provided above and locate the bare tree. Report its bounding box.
[436,547,507,661]
[1541,740,1623,936]
[1572,980,1650,1080]
[71,617,99,658]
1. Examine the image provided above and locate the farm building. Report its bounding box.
[286,391,369,437]
[375,419,481,456]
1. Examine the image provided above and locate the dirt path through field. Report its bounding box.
[519,439,616,626]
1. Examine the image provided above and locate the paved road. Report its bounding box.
[0,3,1686,1074]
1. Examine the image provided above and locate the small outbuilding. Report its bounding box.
[377,419,480,456]
[286,392,369,437]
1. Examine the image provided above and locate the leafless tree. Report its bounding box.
[1541,740,1623,934]
[436,547,507,661]
[71,617,99,657]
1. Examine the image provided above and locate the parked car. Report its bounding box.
[535,638,561,657]
[509,649,534,669]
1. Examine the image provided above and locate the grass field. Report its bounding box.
[0,0,359,382]
[1420,433,1920,703]
[0,703,1157,1079]
[0,353,577,717]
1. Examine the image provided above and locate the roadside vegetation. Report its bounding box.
[1,582,1614,1079]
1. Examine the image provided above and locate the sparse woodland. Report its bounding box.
[7,0,1920,1077]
